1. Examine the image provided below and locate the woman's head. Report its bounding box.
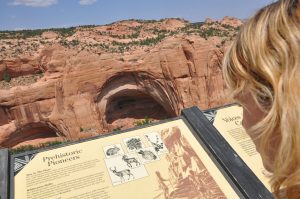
[223,0,300,197]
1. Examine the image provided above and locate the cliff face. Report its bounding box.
[0,18,239,148]
[0,36,228,148]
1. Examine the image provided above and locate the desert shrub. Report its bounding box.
[134,117,153,126]
[15,48,23,54]
[3,71,11,82]
[59,39,68,47]
[70,39,80,46]
[113,126,123,132]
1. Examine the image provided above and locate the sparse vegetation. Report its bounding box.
[79,127,94,133]
[78,24,96,29]
[134,117,153,126]
[70,39,80,46]
[109,33,166,53]
[9,141,65,155]
[199,27,229,38]
[58,39,80,48]
[180,22,204,33]
[0,18,240,59]
[113,126,123,132]
[0,27,76,40]
[0,73,44,90]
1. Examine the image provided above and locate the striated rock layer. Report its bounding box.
[0,36,229,148]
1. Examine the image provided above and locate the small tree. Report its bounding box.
[3,71,11,82]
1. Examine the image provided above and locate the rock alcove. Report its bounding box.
[2,122,63,148]
[95,72,179,130]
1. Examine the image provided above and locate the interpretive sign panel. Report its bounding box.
[6,106,273,199]
[203,104,273,191]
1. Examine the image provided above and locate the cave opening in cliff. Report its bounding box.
[96,71,180,130]
[105,89,170,126]
[2,123,63,148]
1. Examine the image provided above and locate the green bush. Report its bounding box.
[70,39,80,46]
[3,71,11,82]
[59,39,68,47]
[134,117,153,126]
[113,126,123,132]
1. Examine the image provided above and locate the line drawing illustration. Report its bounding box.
[122,155,140,168]
[103,143,124,158]
[124,137,143,151]
[106,145,121,156]
[110,166,135,182]
[138,149,157,160]
[145,134,164,152]
[105,154,149,186]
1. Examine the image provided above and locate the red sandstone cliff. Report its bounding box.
[0,18,240,148]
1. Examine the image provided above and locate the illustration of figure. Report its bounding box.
[160,126,226,198]
[122,155,140,168]
[138,150,157,160]
[110,166,134,182]
[155,171,171,199]
[106,145,120,156]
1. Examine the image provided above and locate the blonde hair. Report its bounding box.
[222,0,300,198]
